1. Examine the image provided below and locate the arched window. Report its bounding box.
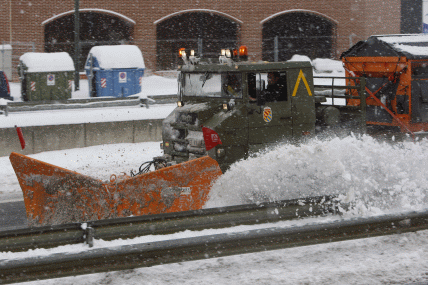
[44,12,134,71]
[262,11,337,61]
[156,11,240,70]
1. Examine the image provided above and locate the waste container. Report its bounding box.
[18,52,74,101]
[85,45,145,98]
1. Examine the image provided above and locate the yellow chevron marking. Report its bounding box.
[292,69,313,97]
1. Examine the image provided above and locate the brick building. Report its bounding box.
[0,0,421,81]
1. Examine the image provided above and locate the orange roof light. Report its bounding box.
[239,45,248,57]
[179,48,186,57]
[233,49,238,57]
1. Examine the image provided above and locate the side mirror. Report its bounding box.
[256,79,266,106]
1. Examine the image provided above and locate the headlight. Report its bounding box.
[216,148,225,158]
[223,99,235,110]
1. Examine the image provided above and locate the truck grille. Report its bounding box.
[186,130,205,154]
[169,115,206,158]
[176,112,198,125]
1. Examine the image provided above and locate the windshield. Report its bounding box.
[182,72,242,98]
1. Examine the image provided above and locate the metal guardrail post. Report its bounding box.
[0,104,8,116]
[85,226,94,247]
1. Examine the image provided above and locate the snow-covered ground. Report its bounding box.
[2,70,428,284]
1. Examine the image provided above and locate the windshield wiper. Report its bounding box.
[202,72,211,87]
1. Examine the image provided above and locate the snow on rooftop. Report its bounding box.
[86,45,145,69]
[373,34,428,57]
[20,52,75,73]
[377,34,428,44]
[391,44,428,56]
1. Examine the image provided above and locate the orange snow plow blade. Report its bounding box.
[9,152,222,226]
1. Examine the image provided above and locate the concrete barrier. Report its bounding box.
[0,119,163,157]
[3,95,176,114]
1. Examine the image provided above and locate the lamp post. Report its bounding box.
[74,0,80,91]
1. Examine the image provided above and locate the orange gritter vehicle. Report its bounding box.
[341,34,428,136]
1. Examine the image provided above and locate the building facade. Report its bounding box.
[0,0,413,81]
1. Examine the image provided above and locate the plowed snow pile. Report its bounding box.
[206,135,428,215]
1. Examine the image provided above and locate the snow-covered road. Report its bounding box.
[27,229,426,285]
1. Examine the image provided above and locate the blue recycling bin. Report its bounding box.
[85,45,145,98]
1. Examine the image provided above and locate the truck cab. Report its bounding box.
[160,49,317,172]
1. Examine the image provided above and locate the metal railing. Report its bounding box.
[314,76,367,133]
[0,195,336,252]
[2,198,428,284]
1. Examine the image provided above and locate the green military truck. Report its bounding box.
[157,48,366,172]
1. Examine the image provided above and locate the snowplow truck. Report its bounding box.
[10,47,366,226]
[157,49,366,173]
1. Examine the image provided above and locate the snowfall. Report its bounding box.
[1,59,428,284]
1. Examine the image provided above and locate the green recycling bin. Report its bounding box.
[18,52,75,101]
